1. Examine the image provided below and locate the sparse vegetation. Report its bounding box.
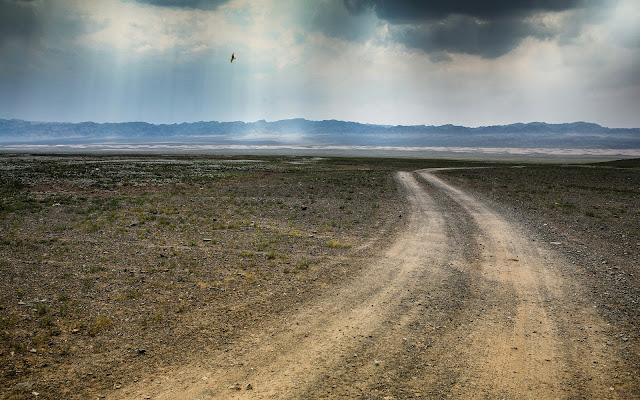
[0,154,424,399]
[11,152,640,398]
[87,316,113,336]
[326,239,351,248]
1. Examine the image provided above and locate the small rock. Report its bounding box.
[203,238,212,242]
[29,348,37,353]
[374,360,381,366]
[301,206,307,211]
[15,382,34,390]
[228,383,242,391]
[137,349,146,355]
[550,242,562,245]
[32,392,39,397]
[246,384,253,390]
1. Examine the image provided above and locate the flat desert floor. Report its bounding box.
[1,155,638,399]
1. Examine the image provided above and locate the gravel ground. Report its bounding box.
[2,154,637,399]
[0,154,417,399]
[438,159,640,381]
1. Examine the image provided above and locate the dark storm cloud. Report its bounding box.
[393,14,557,58]
[344,0,585,22]
[343,0,589,58]
[0,0,89,44]
[0,0,42,40]
[130,0,231,10]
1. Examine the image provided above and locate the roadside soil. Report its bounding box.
[116,167,638,399]
[1,155,411,400]
[2,156,638,399]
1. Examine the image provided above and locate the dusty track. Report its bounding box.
[115,169,630,399]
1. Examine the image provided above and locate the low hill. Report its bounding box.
[1,118,638,149]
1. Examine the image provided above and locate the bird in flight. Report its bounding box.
[230,53,236,63]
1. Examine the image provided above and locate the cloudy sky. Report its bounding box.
[0,0,638,127]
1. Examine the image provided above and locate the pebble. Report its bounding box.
[15,382,34,390]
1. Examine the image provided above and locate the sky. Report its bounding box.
[0,0,639,127]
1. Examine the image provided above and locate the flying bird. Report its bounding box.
[230,53,236,63]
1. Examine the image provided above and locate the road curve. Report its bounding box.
[116,170,630,399]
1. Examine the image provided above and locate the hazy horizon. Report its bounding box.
[2,117,639,130]
[1,0,639,129]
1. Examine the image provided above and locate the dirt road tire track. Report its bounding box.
[115,169,631,399]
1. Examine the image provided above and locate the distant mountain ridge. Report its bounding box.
[1,118,638,149]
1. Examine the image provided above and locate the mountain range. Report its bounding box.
[1,118,639,149]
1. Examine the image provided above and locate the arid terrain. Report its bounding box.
[1,154,638,399]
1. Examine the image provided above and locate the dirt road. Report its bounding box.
[116,169,631,399]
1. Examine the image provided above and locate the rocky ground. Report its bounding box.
[0,154,467,399]
[1,154,638,399]
[438,160,640,326]
[438,160,640,385]
[112,163,640,400]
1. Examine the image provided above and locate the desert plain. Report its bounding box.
[0,154,638,399]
